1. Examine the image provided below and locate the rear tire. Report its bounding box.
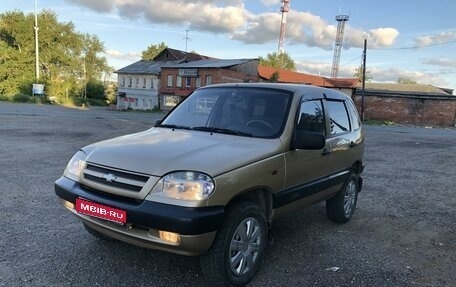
[326,174,359,223]
[200,201,268,286]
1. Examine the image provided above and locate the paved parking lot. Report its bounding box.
[1,102,455,286]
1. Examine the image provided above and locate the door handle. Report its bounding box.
[321,149,332,156]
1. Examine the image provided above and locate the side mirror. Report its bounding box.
[293,131,326,150]
[152,119,161,127]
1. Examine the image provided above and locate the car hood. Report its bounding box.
[82,127,283,176]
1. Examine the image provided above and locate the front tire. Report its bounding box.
[326,174,359,223]
[200,201,268,286]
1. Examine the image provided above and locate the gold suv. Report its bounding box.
[55,83,364,286]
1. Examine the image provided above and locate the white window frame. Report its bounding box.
[167,75,173,87]
[176,76,182,87]
[206,75,212,86]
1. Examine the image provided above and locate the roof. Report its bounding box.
[115,47,213,75]
[258,66,359,88]
[162,58,257,69]
[154,47,212,62]
[200,82,349,100]
[115,60,181,75]
[359,82,452,95]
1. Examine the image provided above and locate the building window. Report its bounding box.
[206,75,212,86]
[167,75,173,87]
[128,77,132,87]
[136,78,139,88]
[185,77,192,87]
[150,78,154,89]
[164,96,180,107]
[121,77,125,87]
[176,76,182,87]
[143,78,146,88]
[196,77,201,88]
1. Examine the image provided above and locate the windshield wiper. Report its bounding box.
[193,126,252,137]
[157,124,192,130]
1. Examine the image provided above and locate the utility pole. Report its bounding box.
[184,29,191,52]
[361,37,367,121]
[34,0,39,81]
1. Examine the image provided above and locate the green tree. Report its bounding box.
[141,42,167,60]
[0,11,35,97]
[354,65,372,83]
[0,9,110,104]
[268,70,280,82]
[259,52,296,71]
[397,77,417,84]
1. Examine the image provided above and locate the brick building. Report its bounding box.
[159,59,259,110]
[258,66,359,96]
[353,83,456,127]
[115,48,209,110]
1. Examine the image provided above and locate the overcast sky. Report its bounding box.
[3,0,456,91]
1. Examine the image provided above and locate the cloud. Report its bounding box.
[66,0,399,49]
[66,0,115,12]
[414,31,456,47]
[105,50,141,61]
[260,0,281,6]
[66,0,247,34]
[233,10,399,49]
[295,60,449,87]
[422,57,456,68]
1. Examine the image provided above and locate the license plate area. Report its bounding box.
[75,198,127,224]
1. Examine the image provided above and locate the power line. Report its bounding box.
[370,39,456,50]
[340,55,361,67]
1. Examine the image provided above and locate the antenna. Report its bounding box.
[330,13,349,78]
[278,0,290,54]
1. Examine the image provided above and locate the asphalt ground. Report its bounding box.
[1,102,455,287]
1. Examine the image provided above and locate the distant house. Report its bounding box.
[353,83,456,126]
[258,66,359,96]
[115,48,210,110]
[159,58,259,110]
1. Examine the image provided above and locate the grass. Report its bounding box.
[363,119,397,126]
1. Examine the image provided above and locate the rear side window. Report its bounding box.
[346,100,361,130]
[297,100,325,134]
[326,100,350,136]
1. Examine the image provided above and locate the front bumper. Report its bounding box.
[55,176,225,255]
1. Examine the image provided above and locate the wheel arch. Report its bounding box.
[226,187,273,224]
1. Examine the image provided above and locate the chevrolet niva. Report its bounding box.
[55,83,364,286]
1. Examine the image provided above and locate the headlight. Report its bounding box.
[147,171,215,201]
[63,151,86,182]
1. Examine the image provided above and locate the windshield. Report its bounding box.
[160,87,292,138]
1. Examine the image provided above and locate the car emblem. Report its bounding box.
[102,173,117,183]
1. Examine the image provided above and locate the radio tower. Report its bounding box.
[330,14,349,78]
[278,0,290,54]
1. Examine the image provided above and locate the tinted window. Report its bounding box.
[297,100,325,133]
[326,100,350,135]
[347,100,360,130]
[161,87,291,138]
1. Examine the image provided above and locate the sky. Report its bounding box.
[2,0,456,92]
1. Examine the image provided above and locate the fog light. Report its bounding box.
[62,200,75,210]
[159,230,180,244]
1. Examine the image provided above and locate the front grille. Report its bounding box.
[83,163,150,194]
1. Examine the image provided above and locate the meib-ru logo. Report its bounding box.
[75,198,127,224]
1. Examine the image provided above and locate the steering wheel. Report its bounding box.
[244,120,274,131]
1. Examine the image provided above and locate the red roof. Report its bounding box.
[258,66,359,88]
